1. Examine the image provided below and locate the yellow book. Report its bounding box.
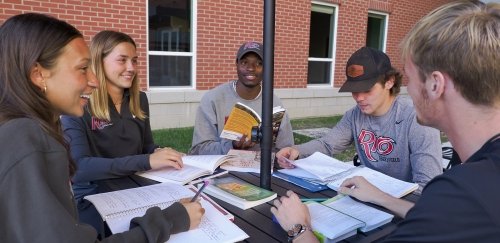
[220,102,285,143]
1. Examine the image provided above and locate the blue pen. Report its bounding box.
[191,180,209,202]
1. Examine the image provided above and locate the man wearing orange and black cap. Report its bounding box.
[190,41,294,155]
[277,47,442,193]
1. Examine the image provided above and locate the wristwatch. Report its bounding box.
[287,224,311,242]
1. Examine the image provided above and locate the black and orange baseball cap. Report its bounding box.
[339,47,392,93]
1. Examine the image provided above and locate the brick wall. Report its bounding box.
[0,0,148,89]
[196,0,452,90]
[1,0,452,91]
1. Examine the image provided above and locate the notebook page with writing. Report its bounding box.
[84,183,193,233]
[167,199,249,243]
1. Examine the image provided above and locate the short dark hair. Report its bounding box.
[378,67,403,96]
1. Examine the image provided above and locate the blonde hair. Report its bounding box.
[89,30,146,121]
[400,0,500,106]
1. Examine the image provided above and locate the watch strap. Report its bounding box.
[287,224,311,243]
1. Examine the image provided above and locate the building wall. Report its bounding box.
[1,0,452,129]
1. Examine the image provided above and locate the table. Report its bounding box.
[103,172,419,243]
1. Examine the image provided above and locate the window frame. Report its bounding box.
[307,1,338,87]
[146,0,198,90]
[366,10,389,52]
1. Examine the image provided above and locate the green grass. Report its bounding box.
[152,115,357,161]
[153,127,194,153]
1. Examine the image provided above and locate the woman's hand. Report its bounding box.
[179,198,205,230]
[149,147,184,170]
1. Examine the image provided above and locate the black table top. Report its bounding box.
[102,172,419,243]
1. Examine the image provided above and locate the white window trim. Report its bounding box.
[367,10,389,52]
[146,0,197,90]
[308,1,338,88]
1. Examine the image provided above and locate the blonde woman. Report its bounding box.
[61,30,188,234]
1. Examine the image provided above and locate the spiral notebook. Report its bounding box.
[84,183,248,242]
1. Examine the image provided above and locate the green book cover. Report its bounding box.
[212,177,275,201]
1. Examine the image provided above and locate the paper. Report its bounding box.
[85,183,249,242]
[167,200,249,243]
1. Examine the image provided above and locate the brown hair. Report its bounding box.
[377,67,403,96]
[0,13,82,176]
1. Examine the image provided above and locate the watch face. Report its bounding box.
[287,224,303,237]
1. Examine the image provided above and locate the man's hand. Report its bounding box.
[275,147,300,168]
[270,190,311,231]
[232,135,256,150]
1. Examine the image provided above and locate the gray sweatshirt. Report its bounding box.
[190,81,294,155]
[0,118,189,242]
[297,96,442,193]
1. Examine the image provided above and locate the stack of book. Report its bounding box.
[277,152,419,198]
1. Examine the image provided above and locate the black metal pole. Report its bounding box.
[260,0,275,190]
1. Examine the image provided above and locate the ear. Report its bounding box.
[384,76,395,90]
[426,71,446,100]
[29,63,47,91]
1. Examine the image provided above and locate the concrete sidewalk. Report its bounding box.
[293,127,331,139]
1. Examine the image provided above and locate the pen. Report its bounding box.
[300,198,327,202]
[191,180,209,202]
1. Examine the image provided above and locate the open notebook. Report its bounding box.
[84,183,248,242]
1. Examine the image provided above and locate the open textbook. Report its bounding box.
[136,155,236,184]
[220,149,275,173]
[220,102,285,143]
[278,152,418,198]
[306,194,394,242]
[84,183,248,242]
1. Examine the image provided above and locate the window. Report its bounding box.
[366,12,388,51]
[307,3,337,85]
[148,0,195,87]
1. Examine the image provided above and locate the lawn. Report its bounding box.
[152,115,357,162]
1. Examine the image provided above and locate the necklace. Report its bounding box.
[232,80,262,101]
